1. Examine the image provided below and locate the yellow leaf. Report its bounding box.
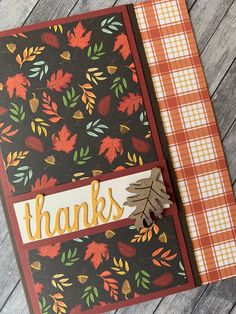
[119,258,123,268]
[54,274,64,278]
[125,261,129,272]
[52,279,57,288]
[31,121,35,133]
[117,271,126,275]
[113,257,119,267]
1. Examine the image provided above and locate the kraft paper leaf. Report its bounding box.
[124,167,172,230]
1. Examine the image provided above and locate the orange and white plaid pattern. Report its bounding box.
[134,0,236,283]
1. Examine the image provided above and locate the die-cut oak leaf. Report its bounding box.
[52,125,77,154]
[38,243,61,259]
[6,73,30,100]
[124,167,172,230]
[47,69,73,92]
[67,22,92,49]
[99,136,123,164]
[84,241,109,269]
[113,33,131,60]
[118,93,143,116]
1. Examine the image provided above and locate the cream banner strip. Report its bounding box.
[13,169,168,244]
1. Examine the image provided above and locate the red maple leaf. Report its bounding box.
[118,93,143,116]
[84,241,109,269]
[6,73,30,100]
[52,125,77,153]
[67,22,92,49]
[38,243,61,259]
[47,69,73,92]
[31,174,57,192]
[99,136,123,164]
[34,282,44,295]
[113,33,131,60]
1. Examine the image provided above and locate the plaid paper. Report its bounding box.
[134,0,236,283]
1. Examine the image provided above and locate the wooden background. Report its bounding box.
[0,0,235,313]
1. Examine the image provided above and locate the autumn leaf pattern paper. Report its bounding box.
[29,217,187,313]
[0,13,157,195]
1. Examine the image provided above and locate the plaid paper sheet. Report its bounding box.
[134,0,236,283]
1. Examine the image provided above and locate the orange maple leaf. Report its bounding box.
[67,22,92,49]
[6,73,30,100]
[52,125,77,154]
[99,136,123,164]
[47,69,73,92]
[38,243,61,259]
[31,174,57,192]
[113,33,131,60]
[34,282,44,295]
[84,241,109,269]
[118,93,143,116]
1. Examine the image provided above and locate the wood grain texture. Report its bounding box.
[0,0,235,313]
[0,0,38,30]
[200,0,236,96]
[212,59,236,139]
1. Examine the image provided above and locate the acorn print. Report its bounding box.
[44,155,56,165]
[92,170,103,177]
[105,230,116,239]
[106,65,117,75]
[120,124,130,134]
[77,275,88,284]
[60,51,71,61]
[6,43,16,54]
[73,110,84,120]
[158,232,168,243]
[121,279,131,299]
[31,261,41,271]
[29,93,39,113]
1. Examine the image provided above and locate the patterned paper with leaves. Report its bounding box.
[29,216,187,313]
[0,13,157,195]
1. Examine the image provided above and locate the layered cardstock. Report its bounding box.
[0,0,235,313]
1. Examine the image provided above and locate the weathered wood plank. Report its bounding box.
[70,0,117,15]
[153,286,208,314]
[25,0,79,25]
[1,281,30,314]
[0,202,8,244]
[0,234,21,310]
[222,120,236,184]
[191,278,236,314]
[189,0,234,53]
[212,59,236,139]
[200,0,236,95]
[116,297,162,313]
[0,0,38,30]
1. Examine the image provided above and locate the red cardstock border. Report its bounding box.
[0,4,196,314]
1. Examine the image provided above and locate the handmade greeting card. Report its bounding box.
[0,0,235,313]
